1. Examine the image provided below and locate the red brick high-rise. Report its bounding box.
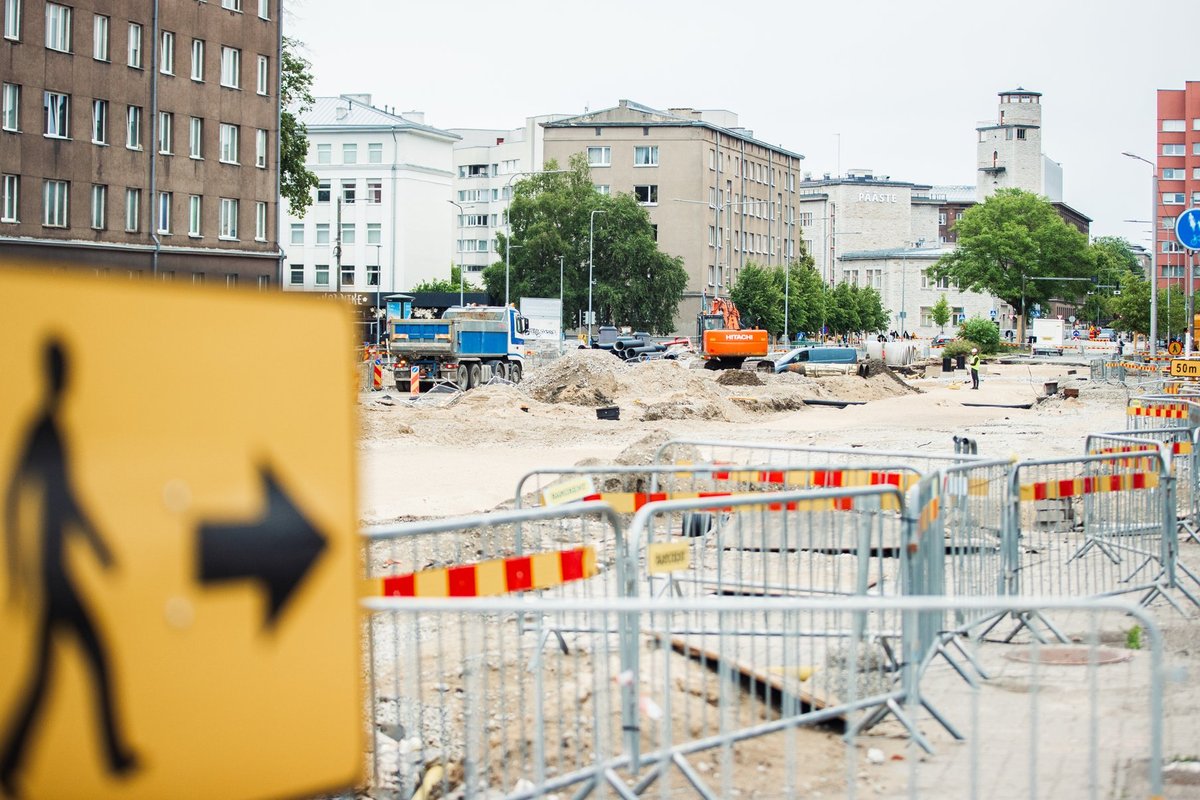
[1156,81,1200,290]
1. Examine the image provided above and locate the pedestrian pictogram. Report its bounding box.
[0,268,361,800]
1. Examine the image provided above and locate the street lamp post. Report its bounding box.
[448,200,466,307]
[588,209,606,342]
[370,243,383,346]
[558,254,565,355]
[1123,152,1159,356]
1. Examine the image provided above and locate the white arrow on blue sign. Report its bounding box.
[1176,208,1200,250]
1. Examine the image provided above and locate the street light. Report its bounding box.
[448,200,466,307]
[370,243,383,345]
[558,254,565,355]
[588,209,607,341]
[503,168,571,309]
[1123,152,1159,356]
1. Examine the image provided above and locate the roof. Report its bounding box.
[303,96,459,141]
[544,100,803,161]
[839,245,956,261]
[1000,87,1042,97]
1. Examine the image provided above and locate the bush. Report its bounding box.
[941,339,976,358]
[958,318,1001,354]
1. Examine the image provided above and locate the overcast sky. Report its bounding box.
[285,0,1198,247]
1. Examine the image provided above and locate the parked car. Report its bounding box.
[931,334,953,346]
[1098,328,1116,342]
[765,346,859,374]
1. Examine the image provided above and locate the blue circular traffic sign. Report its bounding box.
[1176,208,1200,250]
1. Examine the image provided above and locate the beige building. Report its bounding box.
[543,100,804,332]
[1,0,280,284]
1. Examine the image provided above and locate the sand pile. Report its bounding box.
[525,349,625,405]
[717,369,764,386]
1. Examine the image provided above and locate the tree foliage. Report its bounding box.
[411,265,480,294]
[958,318,1001,354]
[1111,271,1186,338]
[728,247,831,340]
[279,37,319,218]
[483,153,687,333]
[931,294,951,331]
[931,189,1094,342]
[730,264,783,335]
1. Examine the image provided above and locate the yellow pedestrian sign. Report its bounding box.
[0,268,362,800]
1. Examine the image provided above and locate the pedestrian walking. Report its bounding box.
[969,347,981,390]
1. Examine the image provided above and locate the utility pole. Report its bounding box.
[334,196,342,294]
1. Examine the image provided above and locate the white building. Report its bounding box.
[447,115,572,276]
[281,94,459,308]
[976,88,1063,202]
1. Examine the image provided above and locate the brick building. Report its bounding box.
[1156,81,1200,291]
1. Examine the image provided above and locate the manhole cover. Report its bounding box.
[1004,646,1131,666]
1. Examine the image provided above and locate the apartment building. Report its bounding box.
[280,94,457,321]
[1156,81,1200,291]
[447,114,570,275]
[542,100,804,330]
[0,0,280,284]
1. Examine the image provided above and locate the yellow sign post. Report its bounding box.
[0,269,362,800]
[1170,359,1200,378]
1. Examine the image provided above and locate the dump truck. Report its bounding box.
[389,306,529,390]
[697,297,769,369]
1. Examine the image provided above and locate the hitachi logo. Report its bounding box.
[724,334,756,340]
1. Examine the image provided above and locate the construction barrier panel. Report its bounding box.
[1126,396,1200,431]
[359,595,1166,800]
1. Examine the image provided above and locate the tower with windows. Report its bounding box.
[975,88,1048,200]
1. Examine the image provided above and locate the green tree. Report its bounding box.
[1082,237,1141,327]
[854,285,890,333]
[931,189,1095,344]
[731,263,784,336]
[825,283,861,335]
[1109,271,1186,339]
[776,250,826,340]
[411,265,480,294]
[958,318,1001,354]
[279,37,319,217]
[931,294,951,331]
[484,153,687,333]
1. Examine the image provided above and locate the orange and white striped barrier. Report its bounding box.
[409,366,420,395]
[1018,471,1160,502]
[377,546,596,598]
[372,360,383,391]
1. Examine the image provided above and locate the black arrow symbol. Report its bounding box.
[197,466,327,631]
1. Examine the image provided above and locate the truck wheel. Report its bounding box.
[510,362,523,384]
[455,365,469,391]
[489,360,507,381]
[468,363,481,389]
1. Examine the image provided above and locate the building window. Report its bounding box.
[225,273,238,287]
[340,223,355,244]
[343,143,356,164]
[316,179,329,202]
[43,91,69,138]
[125,188,140,231]
[2,174,19,222]
[188,116,202,158]
[368,142,382,163]
[290,223,303,244]
[188,194,201,236]
[3,0,20,40]
[316,143,330,164]
[255,128,266,167]
[93,14,108,60]
[90,184,105,229]
[127,23,142,68]
[366,179,382,204]
[220,46,240,88]
[922,269,951,290]
[218,197,238,239]
[1162,119,1185,132]
[126,105,142,149]
[289,263,304,285]
[586,146,610,167]
[190,39,204,81]
[315,223,329,244]
[42,180,68,227]
[1163,241,1186,254]
[156,191,170,233]
[2,83,18,131]
[219,123,238,163]
[366,263,379,286]
[955,211,964,221]
[367,223,380,244]
[258,0,269,19]
[254,201,266,241]
[1163,192,1185,205]
[594,184,610,195]
[44,3,70,52]
[1162,168,1185,180]
[91,99,107,144]
[633,185,658,205]
[1163,143,1185,156]
[938,212,947,225]
[341,179,355,204]
[1195,143,1200,156]
[158,111,173,154]
[341,265,355,286]
[159,30,175,74]
[221,0,242,11]
[314,265,329,286]
[256,55,268,95]
[634,146,658,166]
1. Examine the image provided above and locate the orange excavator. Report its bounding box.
[697,297,769,370]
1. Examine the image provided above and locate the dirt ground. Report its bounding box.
[346,353,1200,800]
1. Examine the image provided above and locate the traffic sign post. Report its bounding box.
[1176,209,1200,357]
[0,269,362,800]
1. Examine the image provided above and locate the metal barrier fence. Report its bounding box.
[360,594,1166,800]
[652,437,983,477]
[1001,452,1188,637]
[1088,428,1198,539]
[1126,395,1200,430]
